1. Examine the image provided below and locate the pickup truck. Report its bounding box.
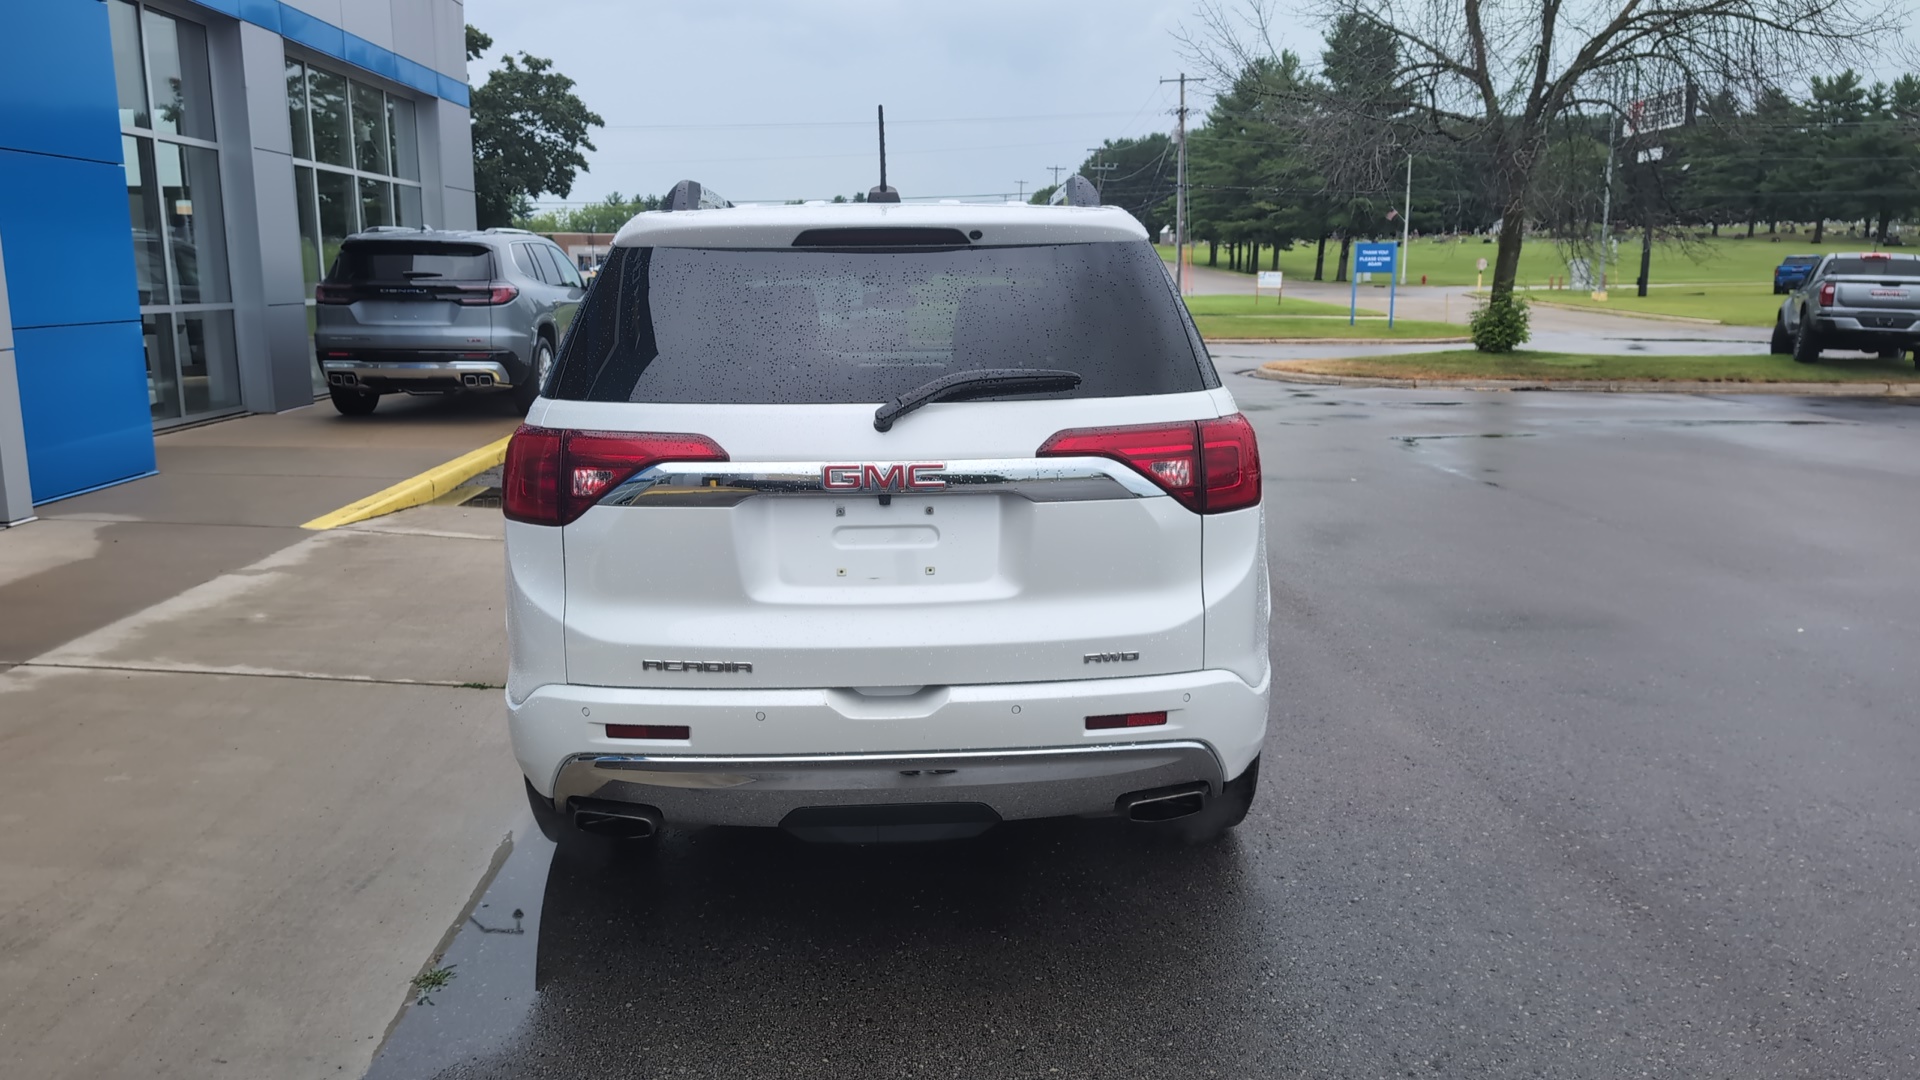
[1772,254,1820,294]
[1772,252,1920,366]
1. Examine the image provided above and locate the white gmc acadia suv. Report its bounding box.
[503,189,1270,845]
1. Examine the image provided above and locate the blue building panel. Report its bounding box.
[0,149,143,332]
[0,0,124,165]
[13,321,156,503]
[277,4,346,59]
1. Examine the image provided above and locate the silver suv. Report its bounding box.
[315,227,585,415]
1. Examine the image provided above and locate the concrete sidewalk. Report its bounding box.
[0,396,524,1079]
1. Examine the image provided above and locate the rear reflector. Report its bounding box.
[1038,414,1261,514]
[503,426,728,526]
[1086,711,1168,730]
[605,724,690,740]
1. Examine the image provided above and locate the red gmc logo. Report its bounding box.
[821,463,948,491]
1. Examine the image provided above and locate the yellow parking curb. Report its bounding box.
[301,435,513,530]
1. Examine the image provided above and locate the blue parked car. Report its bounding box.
[1774,254,1820,294]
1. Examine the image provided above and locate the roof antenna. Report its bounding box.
[868,105,900,203]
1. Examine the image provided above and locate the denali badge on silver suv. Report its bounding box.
[502,180,1269,846]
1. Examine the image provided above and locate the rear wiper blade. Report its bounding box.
[873,369,1082,432]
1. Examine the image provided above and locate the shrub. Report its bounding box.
[1471,294,1531,353]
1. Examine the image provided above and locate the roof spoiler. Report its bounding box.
[1048,175,1101,208]
[664,180,733,212]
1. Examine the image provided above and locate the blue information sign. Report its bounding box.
[1349,242,1402,327]
[1353,243,1397,273]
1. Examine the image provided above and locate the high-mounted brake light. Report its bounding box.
[1038,414,1261,514]
[458,283,520,306]
[503,426,728,526]
[1819,282,1836,307]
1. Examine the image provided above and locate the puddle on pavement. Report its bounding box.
[1396,433,1536,444]
[364,817,554,1079]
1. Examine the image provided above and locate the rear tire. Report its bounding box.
[1153,756,1259,844]
[513,339,553,413]
[329,386,379,415]
[1769,315,1792,355]
[1792,316,1823,364]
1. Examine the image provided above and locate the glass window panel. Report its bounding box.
[387,97,419,180]
[124,136,167,306]
[511,243,540,278]
[315,169,356,274]
[307,68,352,167]
[286,60,311,160]
[351,81,388,175]
[539,244,578,287]
[141,9,215,141]
[109,1,149,129]
[294,165,322,288]
[176,311,242,416]
[156,142,230,304]
[143,313,181,421]
[359,178,392,229]
[395,184,423,228]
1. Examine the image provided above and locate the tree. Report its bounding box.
[1029,184,1059,205]
[1182,0,1891,304]
[515,191,664,234]
[467,25,604,228]
[1078,134,1177,237]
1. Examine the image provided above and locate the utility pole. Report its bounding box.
[1597,107,1617,298]
[1084,148,1117,193]
[1046,165,1067,188]
[1015,180,1027,203]
[1160,73,1201,293]
[1399,153,1412,286]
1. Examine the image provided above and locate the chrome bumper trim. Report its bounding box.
[601,456,1162,507]
[549,741,1224,827]
[320,359,514,386]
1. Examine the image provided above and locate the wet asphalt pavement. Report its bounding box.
[370,377,1920,1079]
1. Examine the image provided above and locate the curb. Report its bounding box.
[1244,367,1920,396]
[1207,336,1470,345]
[301,434,512,530]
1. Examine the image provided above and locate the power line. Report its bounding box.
[599,109,1163,132]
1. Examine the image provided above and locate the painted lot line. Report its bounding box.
[302,434,513,530]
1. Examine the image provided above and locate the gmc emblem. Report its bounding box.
[821,463,948,492]
[642,660,753,673]
[1083,651,1141,664]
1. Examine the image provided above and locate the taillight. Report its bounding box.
[503,425,728,526]
[1038,414,1261,514]
[315,283,352,304]
[1818,282,1836,306]
[458,283,520,305]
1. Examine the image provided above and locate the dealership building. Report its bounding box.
[0,0,474,523]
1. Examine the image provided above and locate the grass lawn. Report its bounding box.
[1161,234,1901,291]
[1197,315,1464,340]
[1522,283,1780,327]
[1183,294,1369,317]
[1271,349,1920,383]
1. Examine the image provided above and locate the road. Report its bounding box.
[369,379,1920,1079]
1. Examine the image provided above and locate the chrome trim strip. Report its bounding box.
[549,741,1225,826]
[320,359,514,386]
[601,456,1162,507]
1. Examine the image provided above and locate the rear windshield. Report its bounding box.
[1781,256,1819,266]
[549,240,1216,403]
[330,241,493,283]
[1823,256,1919,277]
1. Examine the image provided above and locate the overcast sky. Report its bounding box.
[462,0,1320,207]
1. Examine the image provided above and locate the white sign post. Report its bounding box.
[1255,270,1284,306]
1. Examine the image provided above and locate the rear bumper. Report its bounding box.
[551,742,1227,827]
[1812,315,1920,345]
[510,667,1268,827]
[318,351,522,391]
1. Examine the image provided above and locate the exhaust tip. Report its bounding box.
[1119,781,1210,823]
[461,373,479,387]
[569,797,662,840]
